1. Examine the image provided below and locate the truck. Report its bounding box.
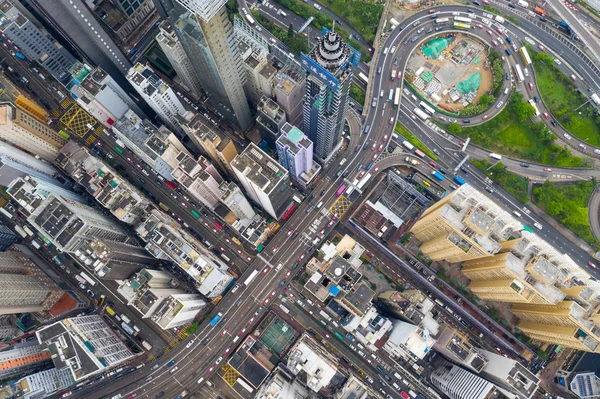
[14,52,26,60]
[176,390,188,399]
[14,225,27,238]
[517,0,528,7]
[432,171,445,181]
[391,70,397,81]
[404,157,419,166]
[210,312,223,326]
[31,239,41,249]
[402,141,415,151]
[494,15,505,23]
[591,93,600,105]
[115,138,125,148]
[141,341,153,351]
[292,195,302,204]
[121,323,135,335]
[453,176,466,185]
[534,6,546,15]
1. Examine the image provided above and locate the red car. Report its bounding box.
[589,262,598,269]
[221,329,228,337]
[207,366,214,374]
[298,254,306,261]
[538,45,546,51]
[263,266,270,274]
[285,270,291,278]
[374,167,380,172]
[543,167,552,172]
[248,317,255,324]
[528,82,534,90]
[491,39,498,46]
[224,347,231,354]
[543,112,550,119]
[272,246,279,254]
[327,219,334,227]
[429,161,436,168]
[263,297,270,305]
[287,229,293,237]
[428,8,436,13]
[269,290,276,298]
[486,29,493,36]
[358,170,366,178]
[378,144,384,151]
[382,134,388,141]
[482,114,489,120]
[218,246,225,251]
[401,392,409,399]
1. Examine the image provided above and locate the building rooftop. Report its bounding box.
[259,63,277,80]
[571,372,600,399]
[231,143,288,194]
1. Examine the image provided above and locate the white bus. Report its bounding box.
[528,99,540,116]
[0,208,14,219]
[402,141,415,151]
[394,88,401,107]
[435,17,450,24]
[319,310,332,321]
[358,72,369,85]
[244,269,259,286]
[80,272,97,286]
[413,108,430,121]
[419,101,435,115]
[345,186,355,195]
[279,304,290,314]
[245,14,255,25]
[489,153,503,160]
[513,64,524,82]
[356,173,372,190]
[454,16,472,23]
[14,225,27,238]
[220,253,231,262]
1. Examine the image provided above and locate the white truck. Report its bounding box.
[517,0,529,7]
[495,15,505,23]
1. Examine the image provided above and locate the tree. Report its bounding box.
[448,122,462,134]
[515,101,536,121]
[287,23,294,40]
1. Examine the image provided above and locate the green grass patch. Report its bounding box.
[394,123,438,161]
[453,92,591,167]
[253,13,309,55]
[532,180,598,247]
[472,159,530,203]
[533,52,600,146]
[350,83,365,106]
[276,0,383,43]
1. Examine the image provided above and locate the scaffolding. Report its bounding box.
[380,171,430,220]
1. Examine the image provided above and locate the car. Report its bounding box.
[476,23,483,28]
[542,112,549,119]
[389,117,394,125]
[247,256,251,261]
[263,297,271,305]
[543,168,552,172]
[128,394,137,399]
[86,289,95,297]
[221,329,228,337]
[272,246,279,254]
[248,317,255,324]
[382,134,388,141]
[270,290,277,298]
[528,82,534,90]
[215,356,223,365]
[180,202,187,208]
[155,393,165,399]
[320,189,326,196]
[371,155,377,161]
[579,143,587,150]
[358,170,366,178]
[170,366,178,373]
[263,266,269,274]
[136,164,142,170]
[298,253,306,261]
[374,167,380,172]
[224,346,231,354]
[207,366,214,374]
[237,249,243,255]
[327,219,334,227]
[378,144,384,151]
[239,327,247,334]
[176,216,182,223]
[186,340,195,348]
[410,112,416,120]
[285,270,292,278]
[486,29,493,35]
[127,157,133,163]
[429,161,436,168]
[287,229,293,237]
[589,262,598,269]
[538,44,546,51]
[491,39,498,46]
[520,162,530,167]
[428,8,436,13]
[482,114,490,120]
[563,133,572,140]
[325,333,330,338]
[371,143,376,151]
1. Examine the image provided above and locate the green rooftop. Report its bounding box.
[286,126,305,143]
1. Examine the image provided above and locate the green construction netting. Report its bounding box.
[421,36,454,59]
[456,72,481,94]
[472,57,481,64]
[421,70,434,83]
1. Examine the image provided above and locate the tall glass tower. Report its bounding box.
[153,0,253,131]
[301,28,359,164]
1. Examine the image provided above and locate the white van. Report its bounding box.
[233,336,240,343]
[197,378,204,384]
[534,222,543,230]
[504,87,509,95]
[316,201,323,209]
[512,211,522,218]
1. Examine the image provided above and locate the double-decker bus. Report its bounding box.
[358,72,369,84]
[80,272,97,286]
[244,269,259,286]
[453,22,471,29]
[0,208,14,219]
[115,146,124,155]
[335,184,347,196]
[519,46,532,66]
[394,88,401,107]
[413,108,429,121]
[419,101,435,115]
[356,173,372,190]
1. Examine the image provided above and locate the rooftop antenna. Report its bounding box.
[332,20,335,33]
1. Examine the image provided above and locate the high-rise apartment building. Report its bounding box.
[0,0,75,82]
[170,153,224,209]
[0,102,68,161]
[180,113,239,176]
[231,143,293,220]
[156,0,252,130]
[410,184,522,263]
[478,349,539,399]
[25,0,132,81]
[15,367,74,399]
[95,0,156,43]
[430,362,509,399]
[0,249,63,315]
[276,122,319,187]
[257,96,286,143]
[432,327,488,373]
[255,367,312,399]
[8,175,86,215]
[151,293,206,329]
[302,29,357,163]
[274,64,306,128]
[0,223,17,251]
[70,63,143,126]
[219,181,256,221]
[36,315,135,381]
[127,63,187,132]
[570,372,600,399]
[27,194,153,279]
[156,20,202,97]
[0,141,64,187]
[0,341,51,380]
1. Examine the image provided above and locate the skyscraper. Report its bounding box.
[231,143,294,220]
[127,63,187,132]
[430,362,509,399]
[276,122,319,187]
[0,0,76,82]
[154,0,252,130]
[156,20,203,98]
[301,28,358,163]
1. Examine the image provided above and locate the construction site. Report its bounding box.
[405,33,494,113]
